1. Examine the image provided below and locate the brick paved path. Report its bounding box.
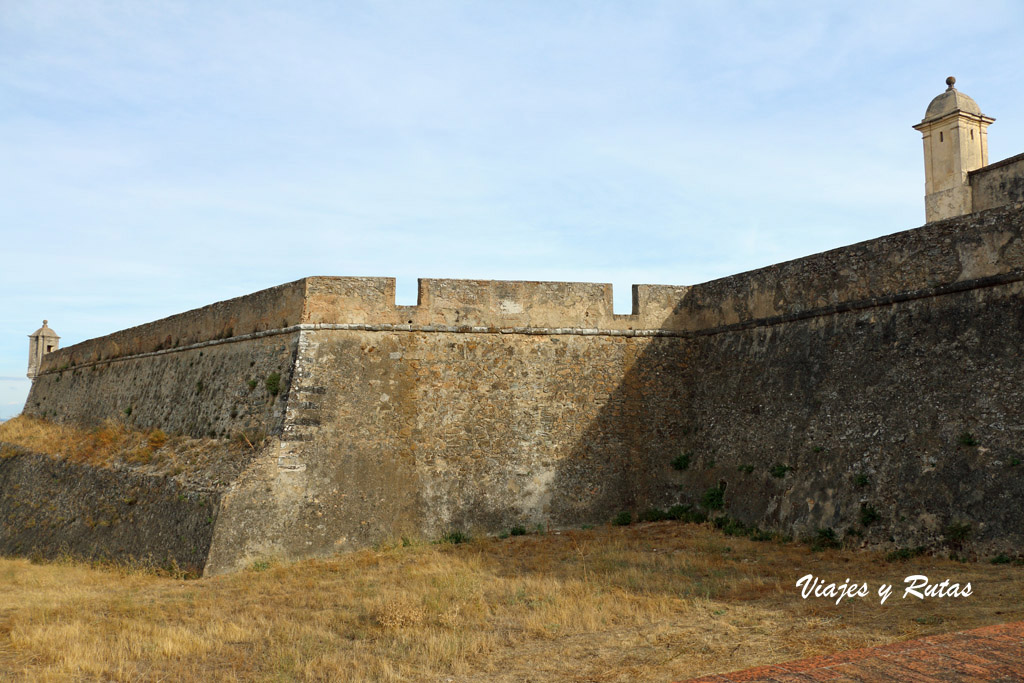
[685,621,1024,682]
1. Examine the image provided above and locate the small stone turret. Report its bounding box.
[27,321,59,379]
[913,77,995,222]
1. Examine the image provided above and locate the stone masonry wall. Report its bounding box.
[646,279,1024,554]
[38,279,308,369]
[971,153,1024,214]
[0,444,219,573]
[26,333,298,439]
[203,330,691,573]
[14,203,1024,573]
[664,203,1024,331]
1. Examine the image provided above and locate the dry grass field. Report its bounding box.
[0,521,1021,682]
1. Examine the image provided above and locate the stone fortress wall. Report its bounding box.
[971,152,1024,213]
[6,201,1024,574]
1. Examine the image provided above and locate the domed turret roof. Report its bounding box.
[922,77,982,122]
[30,320,59,338]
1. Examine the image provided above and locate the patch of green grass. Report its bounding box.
[247,379,258,391]
[612,511,632,526]
[438,530,470,544]
[769,464,792,478]
[123,406,132,417]
[713,516,748,537]
[860,503,880,527]
[701,484,725,511]
[944,522,972,545]
[809,527,841,551]
[670,452,692,471]
[958,431,979,447]
[914,615,944,625]
[664,504,708,524]
[853,472,870,488]
[265,372,281,397]
[886,546,927,562]
[990,554,1012,565]
[737,464,754,474]
[509,525,527,536]
[639,508,667,522]
[1009,457,1021,467]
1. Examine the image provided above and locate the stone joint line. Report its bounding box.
[36,268,1024,377]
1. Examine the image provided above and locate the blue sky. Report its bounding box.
[2,0,1023,419]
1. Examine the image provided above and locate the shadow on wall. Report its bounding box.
[555,274,1024,553]
[548,334,692,527]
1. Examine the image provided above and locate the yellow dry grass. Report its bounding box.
[0,415,251,477]
[0,522,1020,682]
[0,414,173,466]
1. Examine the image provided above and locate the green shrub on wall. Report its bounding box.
[702,483,725,510]
[671,452,692,471]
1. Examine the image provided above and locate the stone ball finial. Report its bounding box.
[946,76,956,90]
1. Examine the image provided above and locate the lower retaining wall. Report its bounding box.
[0,444,220,573]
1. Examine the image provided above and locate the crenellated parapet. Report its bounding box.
[674,202,1024,332]
[38,278,309,372]
[37,203,1024,376]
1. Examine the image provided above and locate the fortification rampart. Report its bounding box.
[673,275,1024,550]
[671,202,1024,330]
[10,203,1024,574]
[36,201,1024,385]
[971,153,1024,214]
[38,278,308,372]
[26,333,298,440]
[0,443,220,571]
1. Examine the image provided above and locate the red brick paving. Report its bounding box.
[683,621,1024,682]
